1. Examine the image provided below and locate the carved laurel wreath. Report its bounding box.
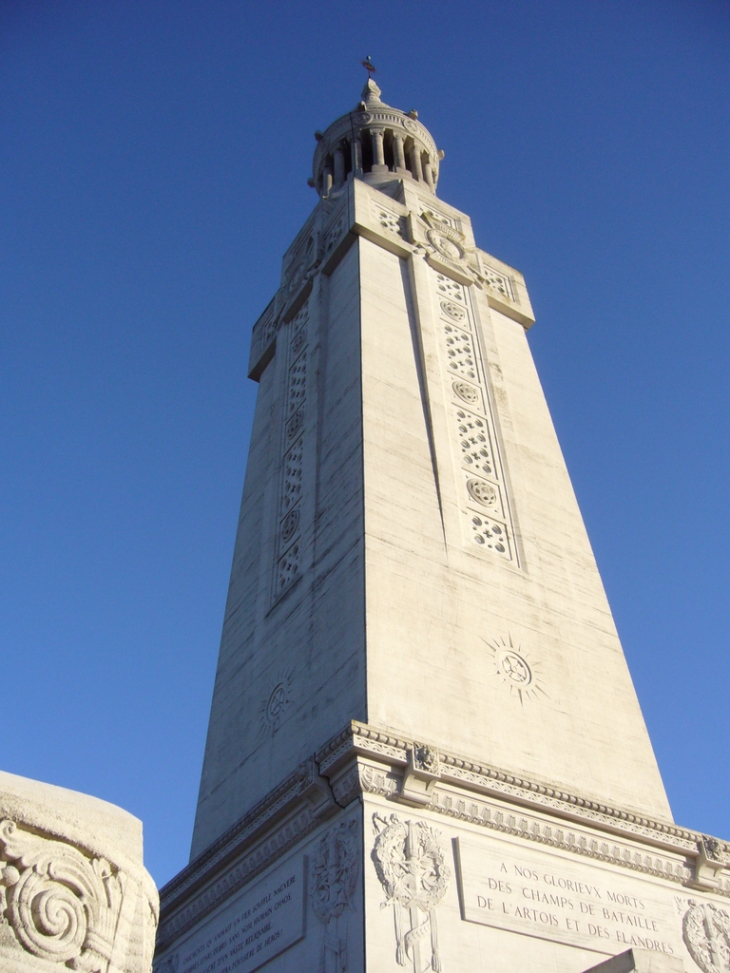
[0,818,123,970]
[683,899,730,973]
[372,813,450,912]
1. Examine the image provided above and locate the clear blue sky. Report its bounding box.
[2,1,728,888]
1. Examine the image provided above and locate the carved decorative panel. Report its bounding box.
[273,303,309,601]
[429,268,518,563]
[372,813,450,972]
[0,819,124,972]
[371,201,405,238]
[310,820,359,971]
[481,263,514,302]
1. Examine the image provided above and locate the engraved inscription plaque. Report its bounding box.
[157,857,305,973]
[456,837,682,960]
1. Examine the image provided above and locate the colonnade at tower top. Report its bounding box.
[311,78,444,197]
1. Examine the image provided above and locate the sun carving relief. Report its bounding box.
[260,670,294,732]
[484,635,545,705]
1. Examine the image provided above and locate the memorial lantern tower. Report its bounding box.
[153,78,730,973]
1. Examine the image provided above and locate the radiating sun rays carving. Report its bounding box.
[483,634,546,705]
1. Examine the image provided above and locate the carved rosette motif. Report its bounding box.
[310,820,359,972]
[0,818,124,971]
[683,899,730,973]
[372,814,450,972]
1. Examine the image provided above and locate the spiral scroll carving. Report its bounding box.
[0,818,123,970]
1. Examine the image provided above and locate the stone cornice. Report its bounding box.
[316,721,730,882]
[157,722,730,952]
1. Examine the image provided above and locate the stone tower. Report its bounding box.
[153,80,729,973]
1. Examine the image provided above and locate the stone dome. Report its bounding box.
[311,79,443,197]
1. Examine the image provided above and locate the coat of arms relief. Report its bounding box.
[372,813,450,973]
[684,899,730,973]
[310,819,359,973]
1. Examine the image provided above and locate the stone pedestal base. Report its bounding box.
[0,770,158,973]
[154,721,729,973]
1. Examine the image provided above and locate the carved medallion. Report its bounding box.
[466,478,497,508]
[440,300,467,323]
[372,813,449,972]
[452,381,480,407]
[683,900,730,973]
[291,328,306,357]
[266,685,287,724]
[427,229,465,262]
[310,820,359,971]
[484,635,546,704]
[412,743,440,775]
[403,117,419,134]
[260,670,293,732]
[281,508,300,545]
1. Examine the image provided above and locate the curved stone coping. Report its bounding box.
[0,770,158,973]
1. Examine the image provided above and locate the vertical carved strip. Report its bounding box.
[273,303,309,601]
[432,272,517,563]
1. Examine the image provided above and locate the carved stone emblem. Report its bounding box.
[427,229,465,263]
[286,407,304,441]
[484,635,546,704]
[452,381,479,406]
[372,813,450,972]
[412,745,439,776]
[440,300,466,322]
[0,818,124,971]
[260,669,293,732]
[703,837,724,863]
[466,478,497,508]
[683,899,730,973]
[310,820,359,972]
[291,328,307,357]
[281,508,300,545]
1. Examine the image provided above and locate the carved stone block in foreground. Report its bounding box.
[0,770,158,973]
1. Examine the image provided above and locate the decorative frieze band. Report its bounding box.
[315,721,730,893]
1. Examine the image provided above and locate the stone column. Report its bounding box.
[409,141,423,181]
[423,158,434,191]
[352,137,363,176]
[371,129,387,172]
[334,147,345,187]
[393,133,406,172]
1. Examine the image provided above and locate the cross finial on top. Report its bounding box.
[361,55,377,77]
